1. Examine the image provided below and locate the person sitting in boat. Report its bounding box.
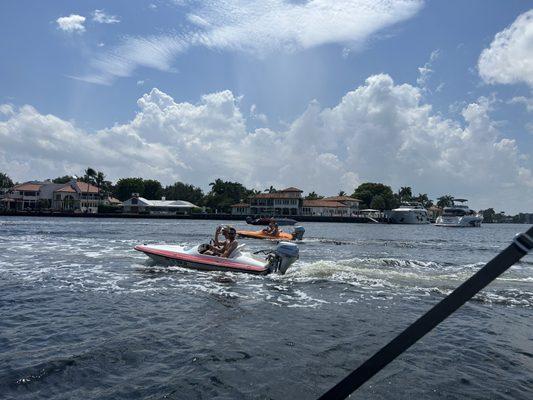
[202,226,239,257]
[211,227,239,257]
[213,225,229,249]
[262,220,279,236]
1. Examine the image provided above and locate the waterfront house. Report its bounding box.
[322,196,361,214]
[247,187,303,216]
[231,188,362,217]
[3,180,103,213]
[301,199,349,216]
[53,181,101,213]
[122,195,198,215]
[230,203,250,215]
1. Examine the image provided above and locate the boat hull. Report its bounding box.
[237,230,294,241]
[134,245,269,275]
[435,216,483,227]
[388,210,430,224]
[246,217,297,226]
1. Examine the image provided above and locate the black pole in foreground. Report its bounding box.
[318,227,533,400]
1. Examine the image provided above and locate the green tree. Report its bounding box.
[480,208,496,223]
[143,179,163,199]
[338,190,347,197]
[264,186,277,193]
[437,195,454,208]
[0,172,14,188]
[370,194,386,210]
[305,191,323,200]
[398,186,413,202]
[164,182,204,204]
[204,179,252,212]
[114,178,145,201]
[52,175,73,184]
[413,193,433,208]
[353,182,396,209]
[95,172,113,197]
[84,167,97,184]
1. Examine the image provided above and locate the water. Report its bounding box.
[0,217,532,399]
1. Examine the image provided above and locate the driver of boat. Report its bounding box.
[262,220,279,236]
[202,226,239,257]
[208,227,238,257]
[213,225,229,248]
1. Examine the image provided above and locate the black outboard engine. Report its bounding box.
[268,242,299,274]
[292,226,305,240]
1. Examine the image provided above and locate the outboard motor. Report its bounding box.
[291,226,305,240]
[268,242,299,274]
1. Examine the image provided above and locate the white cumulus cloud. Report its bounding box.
[509,95,533,112]
[56,14,86,33]
[478,9,533,87]
[1,74,531,213]
[78,0,424,84]
[92,9,120,24]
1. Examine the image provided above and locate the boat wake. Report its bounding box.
[279,257,533,308]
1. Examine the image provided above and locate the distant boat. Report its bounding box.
[388,202,430,224]
[245,216,297,226]
[435,199,483,227]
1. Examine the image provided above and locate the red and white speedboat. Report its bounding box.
[134,242,299,275]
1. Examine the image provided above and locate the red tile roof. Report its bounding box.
[75,181,99,193]
[303,200,348,208]
[13,183,42,191]
[323,196,361,202]
[54,181,99,194]
[281,187,303,192]
[254,192,302,199]
[56,185,77,193]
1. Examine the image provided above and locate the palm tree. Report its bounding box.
[84,167,97,184]
[414,193,433,208]
[398,186,412,202]
[436,195,454,208]
[209,179,227,195]
[264,186,277,193]
[95,171,106,198]
[305,191,322,200]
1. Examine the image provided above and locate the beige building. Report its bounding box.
[3,180,104,213]
[301,200,349,216]
[248,187,303,216]
[231,188,361,217]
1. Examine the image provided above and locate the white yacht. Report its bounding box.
[435,199,483,227]
[388,202,430,224]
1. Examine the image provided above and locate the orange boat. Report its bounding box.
[237,226,305,241]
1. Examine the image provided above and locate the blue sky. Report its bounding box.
[1,1,532,213]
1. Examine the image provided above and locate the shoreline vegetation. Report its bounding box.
[0,169,530,223]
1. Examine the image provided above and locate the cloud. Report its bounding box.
[508,95,533,112]
[0,104,14,116]
[78,36,190,84]
[92,9,120,24]
[187,14,210,28]
[478,10,533,87]
[79,0,424,83]
[56,14,86,33]
[417,49,440,91]
[249,104,268,124]
[1,74,532,212]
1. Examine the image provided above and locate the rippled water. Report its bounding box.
[1,217,532,399]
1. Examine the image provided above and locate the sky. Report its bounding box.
[0,0,532,213]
